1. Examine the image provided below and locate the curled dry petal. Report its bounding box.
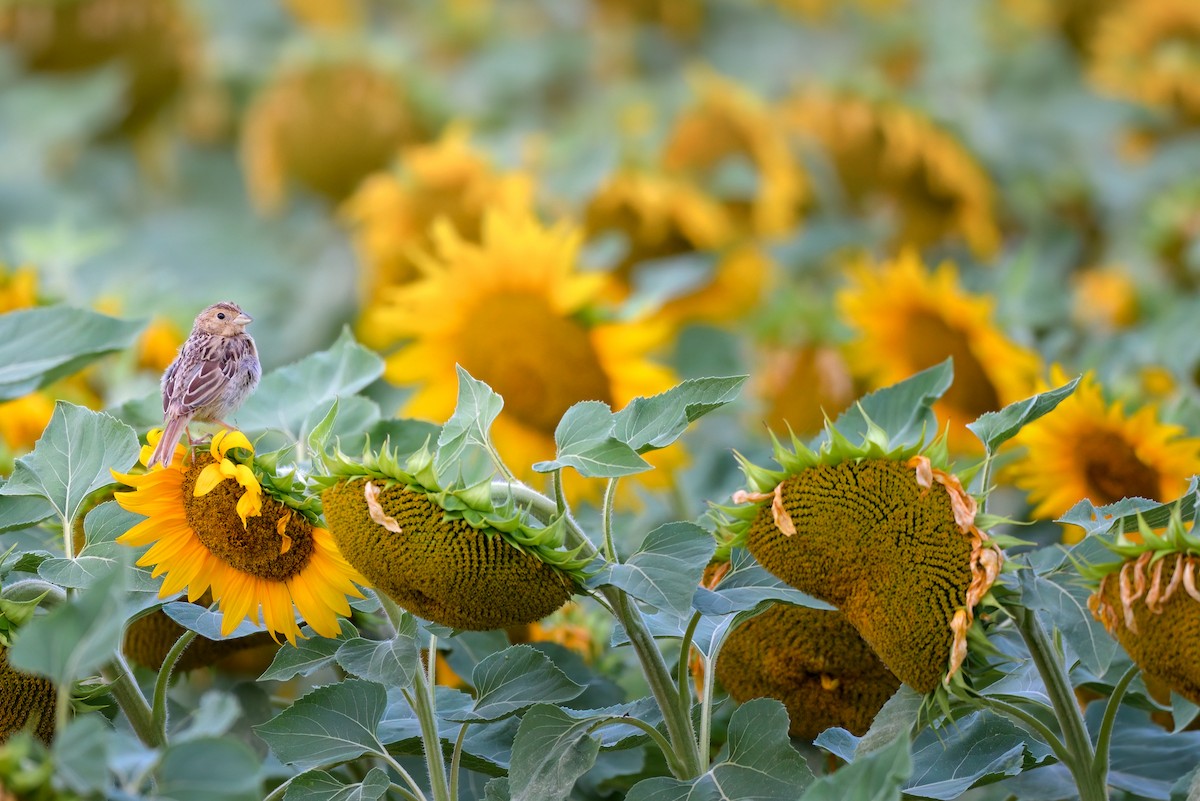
[947,608,970,683]
[1185,560,1200,604]
[907,455,933,493]
[732,489,772,504]
[363,480,403,534]
[772,483,796,537]
[1145,557,1167,613]
[1119,561,1141,634]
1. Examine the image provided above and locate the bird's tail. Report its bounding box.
[147,416,189,470]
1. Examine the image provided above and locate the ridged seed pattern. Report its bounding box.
[322,479,573,630]
[0,644,55,744]
[747,459,973,692]
[716,604,900,739]
[123,606,276,672]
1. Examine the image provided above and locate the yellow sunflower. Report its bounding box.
[592,0,705,40]
[282,0,363,30]
[1000,0,1120,53]
[0,264,37,313]
[755,343,857,436]
[837,251,1041,451]
[241,59,419,213]
[343,124,534,325]
[781,88,1000,259]
[371,208,680,490]
[113,430,368,645]
[1071,266,1140,331]
[760,0,906,20]
[1007,367,1200,528]
[663,72,808,239]
[1089,0,1200,124]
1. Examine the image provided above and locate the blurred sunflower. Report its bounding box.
[1001,0,1120,53]
[282,0,363,31]
[241,59,420,213]
[592,0,705,40]
[663,72,808,239]
[584,169,770,324]
[837,251,1040,450]
[343,125,534,329]
[755,343,857,436]
[762,0,906,21]
[0,265,37,314]
[781,88,1000,259]
[0,0,197,135]
[1089,0,1200,124]
[1071,267,1140,331]
[373,208,679,488]
[113,430,368,645]
[1007,368,1200,533]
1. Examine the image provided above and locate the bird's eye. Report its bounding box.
[217,312,226,320]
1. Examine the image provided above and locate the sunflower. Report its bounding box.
[1000,0,1121,54]
[1072,267,1140,330]
[282,0,363,30]
[760,0,906,20]
[343,124,534,324]
[0,264,37,314]
[0,0,197,135]
[1007,368,1200,531]
[592,0,705,40]
[113,430,368,646]
[241,59,419,213]
[663,72,808,239]
[837,251,1041,451]
[781,88,1000,259]
[755,343,857,437]
[371,208,679,488]
[1088,0,1200,124]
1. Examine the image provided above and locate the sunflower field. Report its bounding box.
[5,1,1200,799]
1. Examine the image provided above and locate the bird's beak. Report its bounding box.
[233,312,253,325]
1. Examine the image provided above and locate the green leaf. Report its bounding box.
[589,522,715,617]
[335,614,419,689]
[484,778,512,801]
[803,731,911,801]
[824,360,952,450]
[508,704,604,801]
[79,501,142,548]
[0,306,144,400]
[37,552,157,592]
[52,715,110,794]
[0,492,55,533]
[612,376,747,452]
[255,679,387,771]
[690,549,834,616]
[443,645,586,723]
[855,686,922,758]
[156,736,262,801]
[967,376,1080,453]
[533,401,650,478]
[1058,487,1197,540]
[903,713,1053,800]
[436,365,505,479]
[259,619,357,680]
[284,768,390,801]
[236,328,383,438]
[1019,570,1118,677]
[162,601,270,641]
[0,403,139,527]
[626,699,814,801]
[8,561,126,683]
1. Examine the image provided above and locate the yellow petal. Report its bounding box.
[192,464,226,497]
[232,463,261,493]
[216,430,254,458]
[236,489,263,528]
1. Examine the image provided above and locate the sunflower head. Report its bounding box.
[241,59,418,213]
[343,124,535,307]
[716,604,900,739]
[662,72,808,238]
[0,0,197,134]
[1087,509,1200,704]
[837,251,1041,451]
[316,440,587,630]
[782,89,999,258]
[1006,368,1200,532]
[0,643,56,745]
[717,421,1002,692]
[112,429,368,646]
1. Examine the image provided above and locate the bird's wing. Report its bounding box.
[166,338,238,416]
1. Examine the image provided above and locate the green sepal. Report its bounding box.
[1077,503,1200,585]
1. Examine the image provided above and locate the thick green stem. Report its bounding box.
[502,481,703,778]
[1093,665,1140,787]
[152,628,198,738]
[1014,607,1107,801]
[103,654,164,749]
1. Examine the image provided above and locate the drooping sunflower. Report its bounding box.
[663,72,809,239]
[241,59,420,213]
[112,430,369,646]
[0,0,197,135]
[343,124,534,324]
[837,251,1041,451]
[717,424,1002,692]
[370,208,680,487]
[781,88,1000,259]
[1088,0,1200,124]
[1007,368,1200,529]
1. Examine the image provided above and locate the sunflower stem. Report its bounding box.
[1013,606,1107,801]
[551,469,567,517]
[1093,664,1140,789]
[969,694,1070,764]
[449,722,469,801]
[151,628,199,739]
[103,654,164,749]
[677,611,701,706]
[602,478,619,563]
[585,715,684,777]
[381,751,432,801]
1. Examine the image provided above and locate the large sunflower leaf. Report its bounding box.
[507,704,604,801]
[820,359,953,451]
[612,376,747,453]
[255,679,388,772]
[0,491,55,533]
[1018,570,1118,677]
[259,619,357,681]
[625,699,814,801]
[435,365,505,480]
[967,376,1080,453]
[155,736,262,801]
[0,306,144,400]
[443,645,586,723]
[534,400,650,478]
[588,522,715,617]
[335,613,420,689]
[0,403,140,529]
[802,730,912,801]
[162,601,271,641]
[283,768,390,801]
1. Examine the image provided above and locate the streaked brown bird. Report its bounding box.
[146,301,261,469]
